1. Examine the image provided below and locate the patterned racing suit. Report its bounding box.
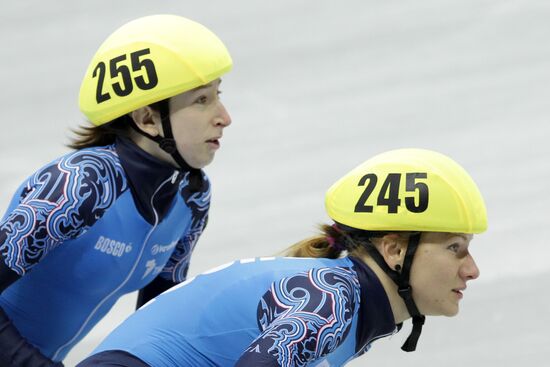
[0,137,210,363]
[82,256,397,367]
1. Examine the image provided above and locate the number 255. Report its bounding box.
[93,48,159,104]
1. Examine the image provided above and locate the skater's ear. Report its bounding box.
[130,106,162,137]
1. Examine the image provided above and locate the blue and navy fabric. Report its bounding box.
[89,256,397,367]
[0,137,210,362]
[76,350,150,367]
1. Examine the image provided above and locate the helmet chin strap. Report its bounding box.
[129,100,203,192]
[362,232,425,352]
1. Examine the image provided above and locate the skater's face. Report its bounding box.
[130,78,231,169]
[168,79,232,168]
[409,232,479,317]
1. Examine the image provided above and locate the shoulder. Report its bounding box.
[57,145,125,180]
[28,145,125,186]
[21,145,127,202]
[0,146,129,270]
[252,266,361,363]
[21,145,128,227]
[260,266,361,319]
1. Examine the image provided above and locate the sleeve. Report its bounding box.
[235,267,361,367]
[136,173,210,308]
[0,149,127,279]
[135,275,177,309]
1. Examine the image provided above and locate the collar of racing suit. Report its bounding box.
[115,136,187,225]
[348,256,398,354]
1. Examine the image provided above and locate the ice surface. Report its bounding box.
[1,1,548,365]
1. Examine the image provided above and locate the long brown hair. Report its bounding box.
[282,224,412,260]
[68,100,166,150]
[68,116,131,150]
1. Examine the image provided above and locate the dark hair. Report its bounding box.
[282,224,413,259]
[68,115,131,150]
[68,100,166,150]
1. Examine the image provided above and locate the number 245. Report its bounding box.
[354,173,429,214]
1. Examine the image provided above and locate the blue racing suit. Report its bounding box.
[84,256,397,367]
[0,137,210,363]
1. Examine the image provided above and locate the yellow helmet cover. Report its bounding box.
[325,148,488,234]
[79,15,233,125]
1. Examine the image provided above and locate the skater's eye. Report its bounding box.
[195,95,208,104]
[447,243,460,253]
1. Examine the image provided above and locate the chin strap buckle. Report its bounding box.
[398,285,413,300]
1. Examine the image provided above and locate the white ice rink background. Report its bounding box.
[1,1,549,366]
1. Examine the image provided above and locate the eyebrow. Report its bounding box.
[190,79,222,92]
[449,233,470,241]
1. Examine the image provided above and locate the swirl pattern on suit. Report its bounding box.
[160,171,211,282]
[250,267,360,366]
[0,146,127,274]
